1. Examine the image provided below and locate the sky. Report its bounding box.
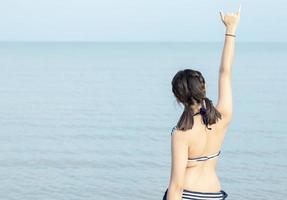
[0,0,286,42]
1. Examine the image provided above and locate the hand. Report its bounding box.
[219,4,241,32]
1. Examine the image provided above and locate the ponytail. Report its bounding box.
[176,103,195,131]
[201,97,222,130]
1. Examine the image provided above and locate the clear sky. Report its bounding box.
[0,0,285,42]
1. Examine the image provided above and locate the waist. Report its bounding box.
[183,168,221,192]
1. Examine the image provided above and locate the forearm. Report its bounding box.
[219,27,236,74]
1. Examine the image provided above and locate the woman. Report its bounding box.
[163,5,241,200]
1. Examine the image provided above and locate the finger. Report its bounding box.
[219,10,224,20]
[237,4,241,16]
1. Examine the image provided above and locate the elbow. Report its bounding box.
[168,182,184,192]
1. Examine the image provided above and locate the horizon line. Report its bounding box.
[0,41,286,43]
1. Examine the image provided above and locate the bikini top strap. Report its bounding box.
[193,111,201,116]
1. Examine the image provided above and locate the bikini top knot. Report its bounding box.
[199,107,207,115]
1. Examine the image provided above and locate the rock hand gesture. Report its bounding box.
[220,4,241,34]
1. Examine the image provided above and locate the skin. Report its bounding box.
[167,5,241,200]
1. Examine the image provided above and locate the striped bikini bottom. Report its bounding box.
[162,188,228,200]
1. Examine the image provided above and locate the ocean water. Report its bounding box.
[0,42,286,200]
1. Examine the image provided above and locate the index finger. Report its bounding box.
[219,10,225,20]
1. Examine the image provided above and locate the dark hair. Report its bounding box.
[171,69,222,131]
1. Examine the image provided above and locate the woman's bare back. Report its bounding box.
[174,107,230,192]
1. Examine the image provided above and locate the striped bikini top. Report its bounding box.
[188,150,221,162]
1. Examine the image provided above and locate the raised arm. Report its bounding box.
[216,5,241,125]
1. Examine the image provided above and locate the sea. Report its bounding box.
[0,42,286,200]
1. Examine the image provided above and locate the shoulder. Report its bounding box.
[170,126,190,142]
[170,126,178,135]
